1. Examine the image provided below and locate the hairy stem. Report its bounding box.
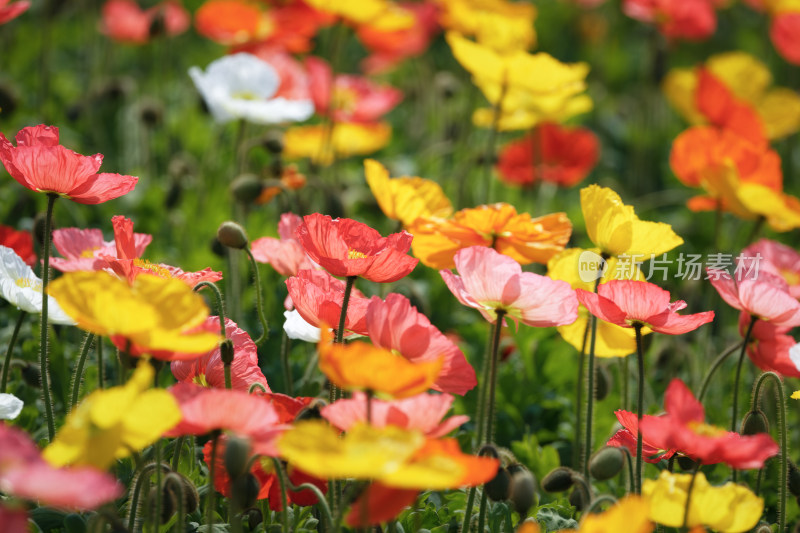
[40,193,57,442]
[1,311,26,393]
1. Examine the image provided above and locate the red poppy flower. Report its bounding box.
[101,0,189,44]
[607,410,677,464]
[771,12,800,66]
[0,0,29,25]
[635,379,778,469]
[51,217,151,273]
[737,312,800,378]
[576,280,714,334]
[365,293,477,395]
[252,213,315,277]
[0,225,34,266]
[0,125,138,204]
[286,269,370,335]
[708,269,800,328]
[623,0,716,41]
[695,69,766,147]
[171,317,270,391]
[295,213,418,283]
[496,122,600,188]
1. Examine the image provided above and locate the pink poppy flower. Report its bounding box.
[171,317,270,391]
[0,423,122,509]
[296,213,418,283]
[0,0,29,25]
[0,225,35,266]
[771,12,800,65]
[51,217,151,272]
[321,391,469,438]
[636,379,778,469]
[252,213,315,277]
[230,44,312,101]
[741,239,800,299]
[101,0,189,45]
[607,410,677,464]
[623,0,716,41]
[0,125,138,204]
[576,280,714,334]
[286,269,370,336]
[365,293,477,395]
[305,57,403,123]
[738,312,800,378]
[708,268,800,328]
[440,246,578,327]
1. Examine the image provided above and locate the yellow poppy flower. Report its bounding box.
[736,183,800,232]
[472,94,593,131]
[43,361,181,469]
[283,122,392,166]
[364,159,453,227]
[48,271,220,356]
[663,51,800,139]
[569,496,653,533]
[303,0,414,30]
[791,390,800,399]
[580,185,683,258]
[439,0,537,53]
[643,471,763,533]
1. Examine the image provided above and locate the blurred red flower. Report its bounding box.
[101,0,189,44]
[0,0,28,25]
[0,225,34,266]
[623,0,716,41]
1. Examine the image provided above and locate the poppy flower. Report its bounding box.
[495,122,600,188]
[575,280,714,335]
[295,213,418,283]
[631,379,778,469]
[440,246,578,328]
[0,225,34,266]
[438,0,536,53]
[43,361,181,469]
[171,317,270,391]
[0,0,28,25]
[0,125,138,204]
[51,218,150,273]
[194,0,272,45]
[48,271,221,358]
[189,53,314,125]
[251,213,315,277]
[0,506,26,531]
[738,313,800,378]
[0,246,75,325]
[318,328,443,399]
[581,184,684,258]
[694,69,766,147]
[771,12,800,65]
[231,44,311,101]
[364,159,453,228]
[644,470,763,532]
[286,269,370,336]
[283,121,392,165]
[364,293,477,395]
[623,0,716,41]
[408,203,572,269]
[321,391,469,437]
[708,268,800,328]
[302,0,414,30]
[742,239,800,298]
[305,56,403,123]
[101,0,189,44]
[554,496,653,533]
[0,393,23,420]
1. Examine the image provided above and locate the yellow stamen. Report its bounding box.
[133,258,172,279]
[687,420,727,438]
[15,278,42,291]
[347,249,368,260]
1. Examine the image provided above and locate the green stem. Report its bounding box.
[1,311,26,393]
[573,320,588,469]
[244,248,268,345]
[281,328,293,395]
[682,463,701,530]
[97,337,104,389]
[206,432,220,529]
[584,494,617,514]
[634,324,645,495]
[193,281,227,329]
[272,458,291,533]
[277,457,334,531]
[583,311,599,479]
[481,77,506,205]
[171,436,185,473]
[127,462,169,532]
[164,473,187,533]
[154,439,163,532]
[476,490,489,533]
[732,316,757,432]
[335,276,356,344]
[69,332,95,410]
[40,193,57,442]
[483,310,506,445]
[752,372,788,532]
[696,341,744,402]
[621,355,629,412]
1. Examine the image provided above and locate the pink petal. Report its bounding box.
[664,379,705,423]
[67,172,138,204]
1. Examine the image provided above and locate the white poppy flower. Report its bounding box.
[189,52,314,124]
[0,393,23,420]
[283,309,321,343]
[0,246,75,325]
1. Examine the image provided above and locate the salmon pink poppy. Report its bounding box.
[708,268,800,328]
[741,239,800,298]
[576,280,714,334]
[171,317,270,391]
[0,0,28,25]
[623,0,716,41]
[771,13,800,65]
[252,213,315,277]
[0,225,34,266]
[101,0,189,44]
[286,269,370,336]
[738,312,800,378]
[322,391,468,438]
[636,379,778,469]
[295,213,418,283]
[365,293,476,395]
[440,246,578,328]
[0,125,138,204]
[51,216,151,272]
[496,122,600,188]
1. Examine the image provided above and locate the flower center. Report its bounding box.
[231,91,260,101]
[332,87,359,114]
[192,374,210,387]
[687,421,727,438]
[347,249,368,260]
[15,277,42,291]
[133,258,172,279]
[80,246,100,258]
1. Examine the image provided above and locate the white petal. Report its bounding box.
[0,393,23,420]
[283,310,321,343]
[790,343,800,372]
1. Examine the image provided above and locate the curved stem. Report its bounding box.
[584,494,617,515]
[194,281,227,328]
[164,473,187,533]
[280,329,293,396]
[682,462,701,529]
[696,341,744,402]
[206,432,220,529]
[127,462,170,532]
[271,458,291,533]
[40,193,57,442]
[732,316,757,432]
[752,372,788,532]
[244,248,268,345]
[154,439,163,532]
[69,332,95,410]
[1,311,26,393]
[277,457,334,531]
[634,324,645,495]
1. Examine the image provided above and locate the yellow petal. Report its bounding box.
[120,389,182,455]
[757,88,800,140]
[380,453,465,490]
[791,390,800,399]
[579,496,653,533]
[662,68,704,125]
[364,159,452,226]
[737,184,800,232]
[706,51,771,104]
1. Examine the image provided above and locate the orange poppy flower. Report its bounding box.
[194,0,271,45]
[695,68,766,147]
[408,203,571,269]
[317,328,443,398]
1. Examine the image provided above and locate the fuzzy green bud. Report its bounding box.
[741,409,769,436]
[217,221,249,250]
[224,435,251,479]
[589,446,625,481]
[541,467,575,493]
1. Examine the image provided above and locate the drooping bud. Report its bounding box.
[568,486,587,511]
[589,446,625,481]
[594,364,611,401]
[508,465,536,518]
[677,456,698,472]
[231,174,265,205]
[220,339,235,366]
[244,508,263,530]
[484,467,511,502]
[217,221,249,250]
[232,473,260,510]
[741,410,769,436]
[224,435,251,479]
[541,467,575,493]
[261,130,284,154]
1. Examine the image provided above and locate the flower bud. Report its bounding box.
[594,364,611,401]
[210,237,227,258]
[541,467,575,493]
[589,446,625,481]
[63,513,86,533]
[232,473,260,510]
[224,435,251,479]
[508,466,536,518]
[138,97,164,127]
[0,81,19,117]
[753,525,772,533]
[261,130,284,154]
[741,409,769,436]
[677,456,698,472]
[484,466,511,502]
[231,174,265,204]
[220,339,235,366]
[568,486,587,511]
[244,508,263,529]
[22,363,41,388]
[789,462,800,497]
[217,221,248,250]
[295,399,328,421]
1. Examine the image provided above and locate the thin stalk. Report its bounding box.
[1,311,26,393]
[224,362,232,390]
[584,494,618,514]
[272,458,291,533]
[206,432,220,529]
[366,389,373,425]
[335,276,356,344]
[583,310,599,479]
[171,436,185,472]
[97,337,104,389]
[127,462,169,532]
[476,490,489,533]
[752,372,788,532]
[40,193,57,442]
[280,329,293,395]
[164,473,187,533]
[194,281,227,327]
[621,355,629,412]
[573,320,589,469]
[244,248,268,345]
[69,332,95,410]
[732,316,757,432]
[481,76,507,204]
[277,457,334,531]
[483,310,506,444]
[153,439,163,533]
[634,324,646,494]
[696,341,744,402]
[682,462,701,530]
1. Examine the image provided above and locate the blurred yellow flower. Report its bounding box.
[303,0,414,30]
[580,184,683,258]
[43,361,181,469]
[643,471,763,533]
[283,122,392,166]
[572,496,653,533]
[439,0,536,52]
[364,159,453,227]
[48,271,220,356]
[663,51,800,139]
